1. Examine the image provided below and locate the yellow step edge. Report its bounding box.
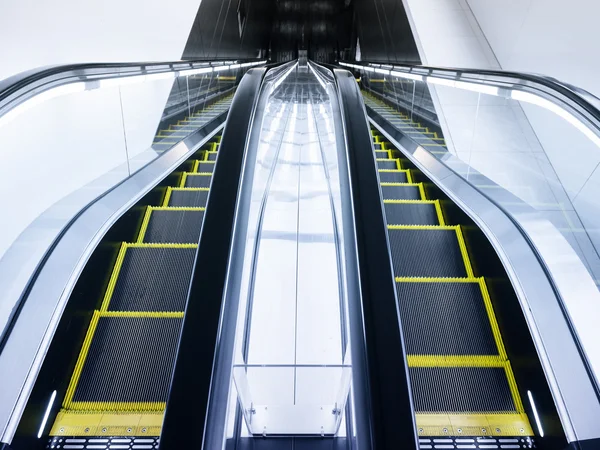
[50,410,164,437]
[164,186,210,206]
[64,401,166,413]
[376,158,402,170]
[415,413,533,437]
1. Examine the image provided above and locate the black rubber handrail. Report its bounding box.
[340,60,600,129]
[0,58,264,116]
[332,67,420,450]
[158,66,269,450]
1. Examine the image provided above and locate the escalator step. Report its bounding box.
[206,151,218,161]
[70,315,182,405]
[396,280,500,355]
[409,366,516,413]
[106,246,196,311]
[384,201,439,225]
[168,188,209,207]
[184,174,212,188]
[381,184,422,200]
[374,143,383,150]
[387,227,469,278]
[375,150,389,158]
[377,159,399,170]
[143,209,204,244]
[379,170,408,183]
[196,162,215,173]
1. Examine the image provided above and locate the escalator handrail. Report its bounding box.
[0,58,266,120]
[158,62,293,449]
[340,60,600,138]
[328,64,420,450]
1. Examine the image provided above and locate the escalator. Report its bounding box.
[2,59,599,450]
[45,132,222,448]
[370,126,533,444]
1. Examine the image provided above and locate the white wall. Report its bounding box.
[466,0,600,97]
[0,0,203,81]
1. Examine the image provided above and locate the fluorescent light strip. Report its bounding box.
[527,390,544,437]
[308,63,327,90]
[390,70,423,82]
[427,77,457,88]
[374,67,390,75]
[213,65,231,72]
[513,90,600,148]
[37,390,56,438]
[184,67,213,76]
[455,80,499,96]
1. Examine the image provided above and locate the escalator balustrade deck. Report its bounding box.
[48,135,221,445]
[371,127,534,441]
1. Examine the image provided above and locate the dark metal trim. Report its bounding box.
[158,67,268,450]
[331,68,419,450]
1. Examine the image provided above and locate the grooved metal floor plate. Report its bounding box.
[388,228,468,277]
[185,174,212,188]
[207,152,218,161]
[396,281,498,355]
[409,367,516,413]
[379,171,408,183]
[384,202,438,225]
[168,189,209,207]
[196,162,215,173]
[144,210,204,244]
[108,247,196,311]
[72,317,182,403]
[377,160,398,170]
[381,184,421,200]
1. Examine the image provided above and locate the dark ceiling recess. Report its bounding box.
[269,0,355,63]
[182,0,275,59]
[352,0,421,63]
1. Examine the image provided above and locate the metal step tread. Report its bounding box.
[140,208,205,244]
[384,200,441,225]
[381,183,424,200]
[103,244,197,311]
[183,173,212,188]
[165,187,209,207]
[387,226,472,278]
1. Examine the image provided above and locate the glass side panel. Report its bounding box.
[359,69,600,289]
[0,65,250,339]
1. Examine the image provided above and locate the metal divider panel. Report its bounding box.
[379,171,408,183]
[384,203,438,225]
[185,175,212,188]
[409,366,517,413]
[144,210,205,244]
[108,247,196,311]
[377,160,398,170]
[381,184,421,200]
[396,281,499,355]
[388,228,468,277]
[169,190,209,207]
[72,316,182,403]
[196,162,215,173]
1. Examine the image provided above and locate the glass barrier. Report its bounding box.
[346,62,600,290]
[0,61,264,339]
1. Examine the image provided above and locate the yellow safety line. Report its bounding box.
[100,311,184,318]
[67,401,166,412]
[415,412,533,436]
[418,183,426,199]
[63,311,101,408]
[137,207,153,243]
[147,206,206,211]
[478,278,508,360]
[504,360,526,413]
[456,225,475,278]
[126,242,197,249]
[162,187,173,206]
[99,244,127,311]
[192,160,200,172]
[407,355,505,367]
[434,199,445,225]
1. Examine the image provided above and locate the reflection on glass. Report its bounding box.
[357,65,600,287]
